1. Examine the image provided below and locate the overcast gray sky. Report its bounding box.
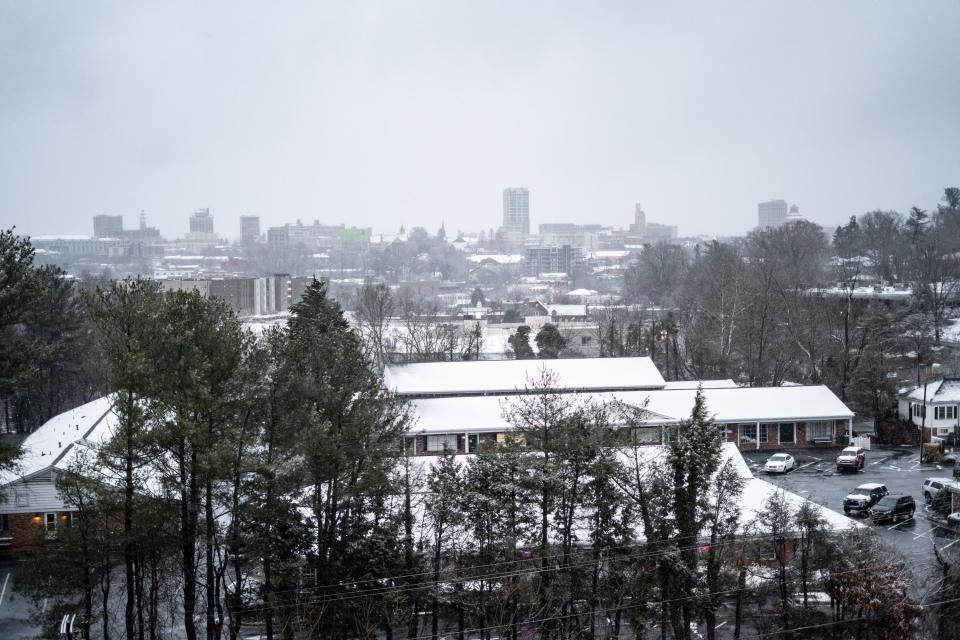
[1,1,958,241]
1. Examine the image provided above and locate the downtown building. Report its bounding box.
[502,187,530,236]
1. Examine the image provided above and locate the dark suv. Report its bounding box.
[869,495,916,524]
[843,483,888,515]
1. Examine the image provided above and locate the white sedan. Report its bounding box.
[764,453,796,474]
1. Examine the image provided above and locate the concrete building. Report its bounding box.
[630,204,646,235]
[538,223,602,251]
[758,199,789,228]
[525,244,583,276]
[240,216,261,245]
[502,187,530,235]
[645,222,678,241]
[190,208,215,235]
[93,214,123,238]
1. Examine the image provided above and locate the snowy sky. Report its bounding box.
[1,1,958,241]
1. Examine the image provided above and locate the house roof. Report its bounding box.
[662,380,738,390]
[466,254,524,265]
[384,357,667,398]
[902,379,960,403]
[0,396,117,487]
[544,304,588,317]
[407,385,852,433]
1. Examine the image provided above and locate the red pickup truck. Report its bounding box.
[836,446,866,472]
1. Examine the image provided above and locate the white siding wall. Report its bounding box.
[0,472,69,514]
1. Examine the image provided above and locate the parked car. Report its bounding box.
[869,495,916,524]
[843,483,888,515]
[764,453,796,474]
[922,478,957,503]
[836,446,866,472]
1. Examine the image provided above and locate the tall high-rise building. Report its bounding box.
[240,216,261,245]
[190,208,215,234]
[758,199,789,228]
[93,214,123,238]
[630,203,646,234]
[502,187,530,235]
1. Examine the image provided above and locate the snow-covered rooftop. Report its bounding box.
[466,254,524,265]
[544,304,587,317]
[408,385,852,433]
[0,396,117,486]
[385,357,667,398]
[662,380,738,390]
[902,379,960,403]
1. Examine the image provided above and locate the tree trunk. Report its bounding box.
[182,443,199,640]
[124,395,136,640]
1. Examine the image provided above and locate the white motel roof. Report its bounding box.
[408,385,853,433]
[384,357,667,397]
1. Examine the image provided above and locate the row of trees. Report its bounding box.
[621,188,960,418]
[0,229,103,435]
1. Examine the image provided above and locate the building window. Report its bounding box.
[934,406,957,420]
[426,434,458,453]
[634,427,662,445]
[404,436,417,455]
[807,421,833,441]
[45,512,57,535]
[758,424,769,443]
[468,434,479,453]
[913,404,925,419]
[739,424,757,445]
[0,514,8,532]
[779,423,796,444]
[937,427,952,436]
[581,336,592,346]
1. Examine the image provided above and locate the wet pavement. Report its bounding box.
[742,446,960,590]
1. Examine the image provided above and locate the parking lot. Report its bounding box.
[742,447,960,586]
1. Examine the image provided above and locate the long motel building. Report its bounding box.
[384,357,855,456]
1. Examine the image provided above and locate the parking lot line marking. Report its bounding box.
[942,538,960,551]
[716,621,727,629]
[888,520,908,530]
[0,573,9,608]
[796,461,818,471]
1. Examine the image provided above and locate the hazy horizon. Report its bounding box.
[2,1,959,241]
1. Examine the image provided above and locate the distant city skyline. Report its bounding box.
[1,2,958,240]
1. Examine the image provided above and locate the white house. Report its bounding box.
[0,397,118,551]
[898,378,960,442]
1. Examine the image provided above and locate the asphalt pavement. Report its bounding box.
[742,446,960,591]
